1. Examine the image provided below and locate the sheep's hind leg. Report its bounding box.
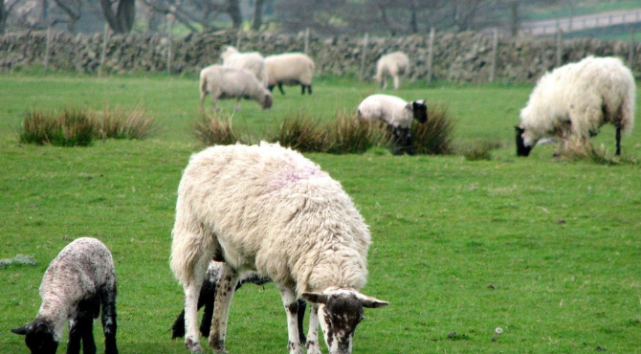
[209,263,239,354]
[280,287,304,354]
[100,284,119,354]
[305,303,322,354]
[183,255,212,354]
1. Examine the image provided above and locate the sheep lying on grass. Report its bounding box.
[265,53,315,95]
[170,142,388,354]
[516,56,636,157]
[376,51,410,90]
[220,45,268,87]
[199,65,273,112]
[12,237,118,354]
[171,261,307,344]
[358,94,427,155]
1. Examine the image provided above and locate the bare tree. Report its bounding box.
[140,0,241,33]
[101,0,135,33]
[54,0,81,31]
[250,0,265,31]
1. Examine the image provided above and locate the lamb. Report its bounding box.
[265,53,315,95]
[11,237,118,354]
[220,45,268,87]
[170,261,307,344]
[376,51,410,90]
[516,56,636,157]
[357,94,428,155]
[199,65,273,112]
[170,142,388,354]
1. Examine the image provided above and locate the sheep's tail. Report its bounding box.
[170,196,213,286]
[620,80,636,135]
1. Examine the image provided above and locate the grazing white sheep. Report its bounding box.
[265,53,315,95]
[170,261,307,343]
[376,51,410,90]
[516,56,636,156]
[199,65,273,112]
[220,45,268,87]
[12,237,118,354]
[358,94,427,155]
[170,142,388,354]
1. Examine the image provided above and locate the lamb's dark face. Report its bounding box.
[412,100,428,123]
[515,125,533,157]
[11,322,59,354]
[303,288,389,354]
[262,93,273,110]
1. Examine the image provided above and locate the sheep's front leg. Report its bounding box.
[305,303,321,354]
[183,255,211,354]
[100,285,119,354]
[209,264,239,354]
[67,318,82,354]
[280,287,304,354]
[393,75,400,90]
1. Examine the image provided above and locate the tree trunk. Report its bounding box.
[509,1,519,37]
[0,0,6,35]
[251,0,265,31]
[226,0,241,29]
[101,0,136,33]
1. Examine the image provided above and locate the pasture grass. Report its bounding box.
[1,72,641,354]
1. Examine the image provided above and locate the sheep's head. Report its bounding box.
[303,288,388,354]
[11,321,59,354]
[219,45,239,62]
[409,100,428,123]
[261,92,273,110]
[515,125,533,157]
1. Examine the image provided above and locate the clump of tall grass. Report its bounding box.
[194,111,247,146]
[463,141,502,161]
[19,107,157,147]
[559,138,634,165]
[411,104,455,155]
[324,111,391,154]
[93,106,157,140]
[272,112,326,152]
[20,109,94,147]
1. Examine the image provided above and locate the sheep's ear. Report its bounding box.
[515,125,525,133]
[355,293,389,309]
[302,292,329,305]
[11,325,30,336]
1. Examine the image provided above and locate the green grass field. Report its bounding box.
[1,72,641,354]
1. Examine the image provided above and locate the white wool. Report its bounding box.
[376,51,410,90]
[170,142,370,298]
[357,94,415,128]
[35,237,116,341]
[265,53,315,89]
[519,56,635,147]
[199,65,272,111]
[220,45,268,87]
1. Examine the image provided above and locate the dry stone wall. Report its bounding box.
[0,30,638,83]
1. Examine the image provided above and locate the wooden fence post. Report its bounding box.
[556,29,563,67]
[99,23,110,77]
[359,33,369,81]
[44,25,52,73]
[236,30,242,50]
[629,27,636,69]
[304,27,310,54]
[489,28,498,83]
[427,27,435,83]
[167,14,174,75]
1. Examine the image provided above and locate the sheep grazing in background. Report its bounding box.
[171,261,307,344]
[265,53,315,95]
[11,237,118,354]
[199,65,273,112]
[376,51,410,90]
[516,56,636,157]
[220,45,268,87]
[358,94,428,155]
[170,142,388,354]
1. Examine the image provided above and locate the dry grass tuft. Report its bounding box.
[411,104,455,155]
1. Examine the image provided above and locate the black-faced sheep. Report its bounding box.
[170,261,307,344]
[376,51,410,90]
[265,53,315,95]
[199,65,273,112]
[11,237,118,354]
[220,45,268,87]
[170,142,388,354]
[516,56,636,157]
[358,94,428,155]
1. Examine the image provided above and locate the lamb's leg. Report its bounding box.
[403,127,415,155]
[100,284,119,354]
[305,303,321,354]
[278,83,285,95]
[308,85,312,95]
[393,75,400,90]
[234,98,242,112]
[80,314,97,354]
[280,287,304,354]
[184,255,212,354]
[209,263,239,354]
[66,318,82,354]
[296,299,306,343]
[616,124,622,156]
